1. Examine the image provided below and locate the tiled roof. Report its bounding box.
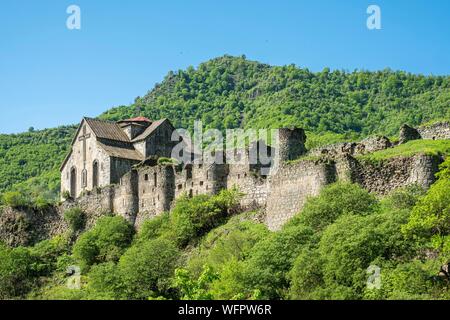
[119,116,152,123]
[84,117,131,143]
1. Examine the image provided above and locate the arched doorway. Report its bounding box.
[70,167,77,199]
[92,161,99,188]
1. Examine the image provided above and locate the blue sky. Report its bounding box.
[0,0,449,133]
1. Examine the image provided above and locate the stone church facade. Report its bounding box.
[60,117,181,199]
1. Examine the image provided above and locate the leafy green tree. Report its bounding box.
[402,159,450,256]
[118,238,180,299]
[288,182,378,232]
[86,262,123,300]
[243,224,315,299]
[0,245,36,299]
[73,216,134,270]
[174,265,218,300]
[164,188,242,247]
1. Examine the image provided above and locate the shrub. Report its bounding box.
[2,191,30,208]
[73,216,134,270]
[187,217,269,277]
[381,185,425,211]
[402,179,450,243]
[317,212,412,298]
[165,188,242,247]
[364,259,442,300]
[86,262,123,300]
[174,265,218,300]
[118,238,180,299]
[289,247,324,299]
[243,224,315,299]
[288,182,378,232]
[137,212,170,242]
[30,236,70,275]
[0,245,36,299]
[62,190,71,200]
[64,208,86,232]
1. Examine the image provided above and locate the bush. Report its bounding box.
[62,190,71,200]
[288,182,378,232]
[289,247,324,299]
[187,217,269,277]
[2,191,30,208]
[0,245,36,299]
[364,259,443,300]
[164,188,242,247]
[86,262,123,300]
[73,216,134,270]
[30,236,70,275]
[137,212,170,242]
[118,238,180,299]
[402,179,450,245]
[64,208,86,232]
[243,224,315,299]
[316,211,414,298]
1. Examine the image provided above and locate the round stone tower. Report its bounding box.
[275,128,307,162]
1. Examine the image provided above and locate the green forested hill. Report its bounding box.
[0,126,76,197]
[102,55,450,135]
[1,55,449,199]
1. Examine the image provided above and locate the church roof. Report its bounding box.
[84,118,131,143]
[97,142,143,161]
[118,116,152,123]
[60,117,175,171]
[132,118,169,142]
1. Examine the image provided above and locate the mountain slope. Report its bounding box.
[101,55,450,135]
[1,55,449,199]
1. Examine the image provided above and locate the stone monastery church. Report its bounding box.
[60,117,182,199]
[60,117,449,231]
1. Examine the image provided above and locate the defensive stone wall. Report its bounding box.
[265,160,336,231]
[417,122,450,140]
[352,154,442,195]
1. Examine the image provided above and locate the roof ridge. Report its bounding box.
[83,117,118,124]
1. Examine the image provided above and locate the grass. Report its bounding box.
[357,139,450,162]
[418,118,450,128]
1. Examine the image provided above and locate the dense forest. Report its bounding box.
[0,157,449,300]
[0,55,449,202]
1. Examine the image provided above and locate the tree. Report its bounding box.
[73,216,134,270]
[288,182,378,232]
[118,238,180,299]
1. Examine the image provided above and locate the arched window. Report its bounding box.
[70,167,77,198]
[92,160,99,188]
[82,169,87,188]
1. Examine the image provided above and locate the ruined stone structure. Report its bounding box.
[56,119,449,233]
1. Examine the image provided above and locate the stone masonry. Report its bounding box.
[57,119,449,232]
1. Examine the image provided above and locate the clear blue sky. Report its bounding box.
[0,0,449,133]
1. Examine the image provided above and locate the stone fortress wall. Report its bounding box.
[62,121,450,231]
